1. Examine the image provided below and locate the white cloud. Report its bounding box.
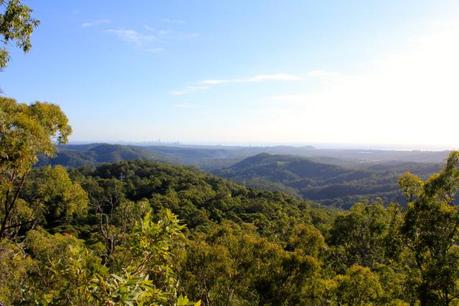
[202,73,305,85]
[144,26,169,38]
[106,29,158,46]
[106,25,198,54]
[172,73,306,95]
[170,85,209,96]
[81,19,110,28]
[144,26,199,40]
[258,21,459,147]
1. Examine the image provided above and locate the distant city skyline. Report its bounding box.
[2,0,459,148]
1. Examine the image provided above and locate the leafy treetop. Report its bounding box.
[0,0,39,68]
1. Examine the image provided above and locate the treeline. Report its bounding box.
[1,98,459,305]
[36,141,445,209]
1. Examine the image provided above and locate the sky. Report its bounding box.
[1,0,459,149]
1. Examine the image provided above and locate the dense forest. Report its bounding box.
[41,143,450,171]
[1,1,459,305]
[1,95,459,305]
[39,144,445,209]
[216,153,443,208]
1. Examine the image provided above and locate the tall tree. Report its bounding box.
[0,0,39,68]
[0,97,71,238]
[400,151,459,305]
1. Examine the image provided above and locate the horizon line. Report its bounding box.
[65,140,456,152]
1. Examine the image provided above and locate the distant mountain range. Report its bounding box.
[41,143,450,166]
[38,143,252,169]
[39,143,448,208]
[38,144,163,168]
[214,153,441,208]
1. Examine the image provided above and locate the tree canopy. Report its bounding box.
[0,0,39,68]
[0,97,71,238]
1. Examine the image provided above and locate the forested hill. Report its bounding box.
[216,153,441,208]
[37,143,163,168]
[1,1,458,303]
[74,160,326,232]
[1,94,458,304]
[39,144,446,208]
[40,143,450,170]
[38,143,247,169]
[4,156,459,305]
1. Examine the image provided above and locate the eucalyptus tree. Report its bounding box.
[400,151,459,305]
[0,0,39,68]
[0,97,71,238]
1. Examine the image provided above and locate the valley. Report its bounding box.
[41,143,446,208]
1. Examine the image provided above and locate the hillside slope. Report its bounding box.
[216,153,441,208]
[38,144,163,168]
[39,145,443,208]
[40,143,451,169]
[74,159,328,232]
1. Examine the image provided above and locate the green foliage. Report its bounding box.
[217,153,441,208]
[0,97,71,168]
[22,165,88,229]
[333,265,383,305]
[328,202,394,269]
[0,97,71,238]
[287,223,326,258]
[0,0,39,68]
[23,229,104,305]
[91,208,186,305]
[40,145,445,209]
[0,239,33,304]
[400,151,459,305]
[181,221,322,305]
[9,4,458,304]
[92,272,160,305]
[176,295,202,306]
[0,207,193,305]
[1,114,458,306]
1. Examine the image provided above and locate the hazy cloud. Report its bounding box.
[170,85,210,96]
[106,25,198,54]
[254,21,459,146]
[145,26,199,40]
[171,73,306,96]
[201,73,305,85]
[106,28,158,46]
[81,19,110,28]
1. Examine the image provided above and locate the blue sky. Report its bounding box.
[2,0,459,148]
